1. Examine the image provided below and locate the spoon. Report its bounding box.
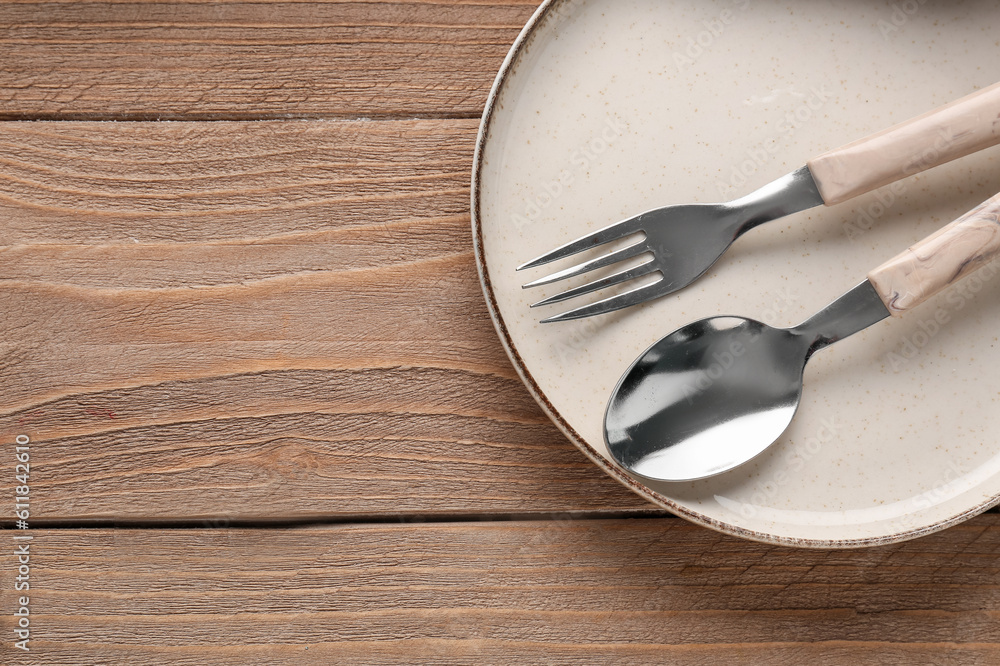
[605,192,1000,482]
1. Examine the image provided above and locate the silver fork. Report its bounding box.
[517,81,1000,323]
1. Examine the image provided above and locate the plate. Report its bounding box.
[472,0,1000,547]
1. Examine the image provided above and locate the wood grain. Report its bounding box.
[0,120,657,521]
[3,517,1000,664]
[0,1,537,120]
[0,5,997,663]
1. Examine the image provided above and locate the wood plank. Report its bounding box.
[0,119,657,521]
[3,517,1000,663]
[0,1,537,120]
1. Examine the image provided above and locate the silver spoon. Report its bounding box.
[605,193,1000,482]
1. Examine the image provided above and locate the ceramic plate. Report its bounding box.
[473,0,1000,547]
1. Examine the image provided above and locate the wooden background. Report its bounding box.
[0,1,998,663]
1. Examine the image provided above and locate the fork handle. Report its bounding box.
[868,192,1000,315]
[807,82,1000,206]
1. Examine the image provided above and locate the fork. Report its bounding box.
[518,82,1000,323]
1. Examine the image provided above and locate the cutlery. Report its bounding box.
[518,82,1000,322]
[603,192,1000,482]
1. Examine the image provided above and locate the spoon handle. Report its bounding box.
[867,193,1000,315]
[808,82,1000,206]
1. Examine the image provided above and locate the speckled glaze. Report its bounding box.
[472,0,1000,548]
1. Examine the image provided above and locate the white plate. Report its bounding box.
[473,0,1000,547]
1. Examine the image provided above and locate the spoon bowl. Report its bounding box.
[604,281,893,482]
[604,317,809,481]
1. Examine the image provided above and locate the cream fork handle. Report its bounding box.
[868,192,1000,315]
[808,82,1000,206]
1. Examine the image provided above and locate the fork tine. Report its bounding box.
[540,279,667,323]
[521,240,648,289]
[516,216,644,271]
[530,260,659,308]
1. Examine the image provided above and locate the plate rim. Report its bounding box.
[469,0,1000,548]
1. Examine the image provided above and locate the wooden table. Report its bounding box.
[1,2,997,663]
